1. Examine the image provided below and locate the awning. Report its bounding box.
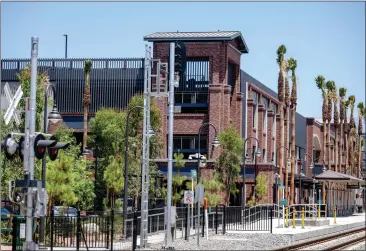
[315,170,366,185]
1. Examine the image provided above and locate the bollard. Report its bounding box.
[285,207,289,228]
[301,207,305,229]
[318,205,320,218]
[334,206,337,224]
[292,208,296,229]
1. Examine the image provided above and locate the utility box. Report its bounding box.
[164,206,176,226]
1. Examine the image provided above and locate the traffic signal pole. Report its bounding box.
[25,36,39,251]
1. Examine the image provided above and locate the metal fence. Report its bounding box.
[5,205,276,251]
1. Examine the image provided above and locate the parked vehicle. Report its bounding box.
[1,207,11,221]
[53,206,78,217]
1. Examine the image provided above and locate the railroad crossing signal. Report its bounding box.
[3,82,23,126]
[2,133,69,161]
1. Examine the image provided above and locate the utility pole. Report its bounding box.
[165,42,175,248]
[26,36,38,251]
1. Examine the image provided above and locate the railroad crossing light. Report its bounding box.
[34,134,57,160]
[47,136,70,161]
[1,134,19,160]
[174,41,187,74]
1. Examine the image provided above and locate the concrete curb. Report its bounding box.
[286,222,366,242]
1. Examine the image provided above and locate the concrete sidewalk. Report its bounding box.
[272,213,366,242]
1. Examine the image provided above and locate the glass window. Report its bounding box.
[181,137,193,149]
[175,93,183,103]
[196,93,208,103]
[173,138,181,149]
[183,93,191,103]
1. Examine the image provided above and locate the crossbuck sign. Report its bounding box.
[3,82,23,126]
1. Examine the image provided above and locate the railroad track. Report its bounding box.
[273,227,366,251]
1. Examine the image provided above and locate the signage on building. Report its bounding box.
[347,184,361,189]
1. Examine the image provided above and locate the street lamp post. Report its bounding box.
[273,146,291,205]
[39,83,62,247]
[242,137,261,210]
[123,106,143,238]
[298,152,314,204]
[197,122,220,183]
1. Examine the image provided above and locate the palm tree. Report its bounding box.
[325,81,335,170]
[284,59,290,201]
[276,45,286,200]
[332,85,339,172]
[348,95,356,175]
[83,60,92,152]
[315,76,327,168]
[315,75,327,205]
[348,127,356,175]
[344,99,350,173]
[357,102,364,177]
[288,58,297,205]
[338,87,347,173]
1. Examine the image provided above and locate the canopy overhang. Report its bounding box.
[315,170,366,187]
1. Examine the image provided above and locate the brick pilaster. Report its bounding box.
[267,110,274,163]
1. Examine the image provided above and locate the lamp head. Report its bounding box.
[48,104,62,123]
[148,128,156,136]
[255,147,262,157]
[212,136,220,148]
[82,148,91,156]
[309,162,314,169]
[322,165,327,172]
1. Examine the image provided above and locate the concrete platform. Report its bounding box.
[294,218,330,226]
[272,213,366,242]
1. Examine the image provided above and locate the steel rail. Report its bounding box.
[323,235,365,251]
[273,227,365,251]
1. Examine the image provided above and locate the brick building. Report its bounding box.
[1,30,356,208]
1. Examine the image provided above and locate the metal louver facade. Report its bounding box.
[1,58,145,115]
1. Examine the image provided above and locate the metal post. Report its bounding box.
[63,34,68,58]
[165,42,175,247]
[25,36,38,251]
[242,143,246,210]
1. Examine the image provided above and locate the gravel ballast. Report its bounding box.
[146,232,293,250]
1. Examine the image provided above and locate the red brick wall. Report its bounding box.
[153,41,243,160]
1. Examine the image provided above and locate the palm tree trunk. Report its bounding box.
[322,120,327,205]
[327,121,331,170]
[340,122,343,172]
[358,135,362,178]
[279,104,284,201]
[334,126,338,172]
[345,133,349,174]
[290,106,296,205]
[83,105,88,151]
[285,107,290,201]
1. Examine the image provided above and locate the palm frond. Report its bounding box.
[84,60,92,74]
[339,87,347,98]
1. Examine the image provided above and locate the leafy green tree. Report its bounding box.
[201,172,225,206]
[104,142,124,209]
[172,151,186,206]
[89,95,164,210]
[247,173,268,206]
[1,66,94,213]
[46,123,95,213]
[215,125,243,205]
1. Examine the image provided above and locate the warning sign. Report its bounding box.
[184,190,194,204]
